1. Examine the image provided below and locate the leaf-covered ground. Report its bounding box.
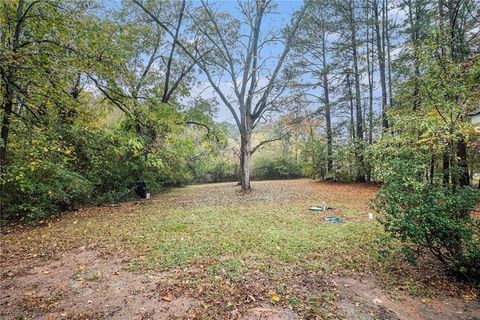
[1,179,478,319]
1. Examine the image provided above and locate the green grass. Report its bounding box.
[2,180,386,276]
[135,204,383,272]
[2,180,449,317]
[72,180,385,277]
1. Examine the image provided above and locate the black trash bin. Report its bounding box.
[135,181,147,198]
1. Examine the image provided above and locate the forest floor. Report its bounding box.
[1,179,479,319]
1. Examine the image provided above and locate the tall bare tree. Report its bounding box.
[365,0,375,145]
[372,0,389,129]
[291,0,335,176]
[334,0,366,181]
[401,0,430,111]
[134,0,310,191]
[92,0,197,120]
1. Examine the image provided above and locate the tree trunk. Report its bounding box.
[321,29,333,175]
[366,4,374,145]
[350,8,364,142]
[429,154,435,184]
[0,98,13,175]
[1,0,24,179]
[324,88,333,175]
[445,1,469,188]
[405,0,423,111]
[442,149,450,187]
[366,14,375,180]
[239,117,252,192]
[0,77,13,219]
[384,0,394,108]
[457,137,469,187]
[373,0,389,129]
[347,3,365,182]
[346,73,355,142]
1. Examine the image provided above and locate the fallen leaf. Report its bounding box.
[271,294,280,303]
[161,294,174,302]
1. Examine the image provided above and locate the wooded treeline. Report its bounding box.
[0,0,236,221]
[291,0,480,187]
[1,0,479,222]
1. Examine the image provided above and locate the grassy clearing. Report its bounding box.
[2,180,384,275]
[138,204,382,271]
[3,179,477,318]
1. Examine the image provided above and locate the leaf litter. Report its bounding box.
[1,179,479,319]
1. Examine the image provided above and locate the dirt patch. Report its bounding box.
[334,277,480,320]
[0,248,200,319]
[240,307,298,320]
[0,248,302,320]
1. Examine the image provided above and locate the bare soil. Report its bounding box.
[0,247,309,319]
[2,247,478,319]
[334,277,479,320]
[0,248,199,319]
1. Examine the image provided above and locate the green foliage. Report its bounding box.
[191,155,237,184]
[330,144,358,181]
[0,0,231,222]
[299,139,328,179]
[1,105,227,222]
[369,49,480,279]
[300,139,359,182]
[374,158,480,279]
[252,151,302,180]
[3,162,92,221]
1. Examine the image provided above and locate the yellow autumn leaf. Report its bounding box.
[271,294,280,303]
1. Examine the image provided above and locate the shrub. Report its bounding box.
[2,162,93,222]
[252,152,302,180]
[299,140,328,179]
[207,160,237,183]
[374,167,480,279]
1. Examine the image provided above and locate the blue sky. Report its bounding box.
[189,1,305,123]
[103,1,306,124]
[106,1,402,128]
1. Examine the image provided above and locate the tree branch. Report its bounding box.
[186,120,220,142]
[251,133,288,154]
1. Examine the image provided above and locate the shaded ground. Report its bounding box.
[1,179,479,319]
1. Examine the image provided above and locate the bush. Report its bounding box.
[1,114,198,222]
[207,160,238,183]
[299,141,359,181]
[374,167,480,279]
[252,152,302,180]
[2,162,93,221]
[299,140,328,179]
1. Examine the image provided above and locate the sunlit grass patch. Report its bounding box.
[119,199,385,273]
[1,179,383,276]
